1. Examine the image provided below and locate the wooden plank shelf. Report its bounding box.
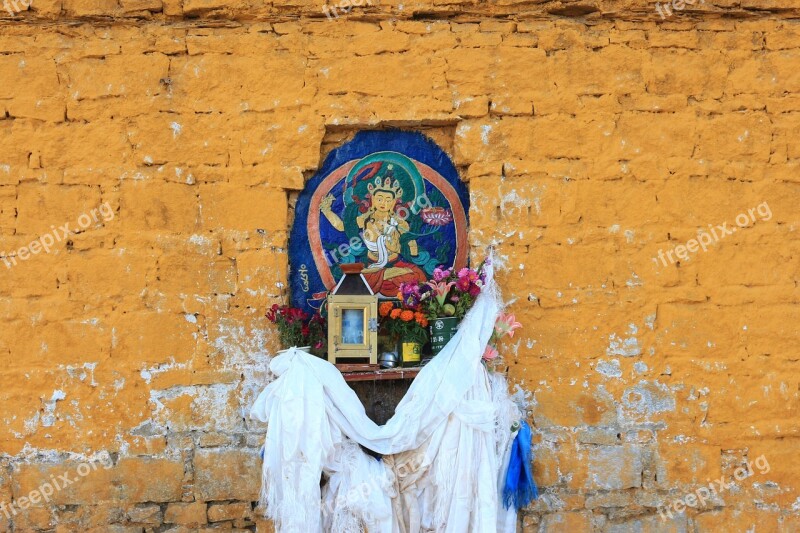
[337,364,422,382]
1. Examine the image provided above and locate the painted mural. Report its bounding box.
[289,131,470,314]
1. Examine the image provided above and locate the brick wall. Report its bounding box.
[0,1,799,531]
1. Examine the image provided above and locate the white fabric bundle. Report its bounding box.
[250,270,522,533]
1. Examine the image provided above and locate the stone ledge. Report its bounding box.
[0,1,799,25]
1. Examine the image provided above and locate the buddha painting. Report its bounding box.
[289,131,470,314]
[320,169,429,297]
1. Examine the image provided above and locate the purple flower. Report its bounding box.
[403,293,421,310]
[433,267,451,282]
[400,282,421,297]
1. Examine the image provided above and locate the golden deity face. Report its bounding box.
[372,190,396,213]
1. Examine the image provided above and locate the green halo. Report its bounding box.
[343,151,425,206]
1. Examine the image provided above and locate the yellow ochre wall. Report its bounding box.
[0,0,799,531]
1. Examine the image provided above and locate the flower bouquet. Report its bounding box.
[266,304,327,357]
[421,265,485,320]
[379,301,429,365]
[396,262,486,357]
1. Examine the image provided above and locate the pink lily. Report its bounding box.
[494,313,522,339]
[482,345,499,361]
[427,280,455,306]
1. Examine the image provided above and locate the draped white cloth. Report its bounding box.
[250,271,522,533]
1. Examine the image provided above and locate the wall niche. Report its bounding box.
[286,126,471,426]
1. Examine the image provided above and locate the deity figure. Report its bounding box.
[320,173,428,297]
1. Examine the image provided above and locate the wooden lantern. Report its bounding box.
[327,263,379,365]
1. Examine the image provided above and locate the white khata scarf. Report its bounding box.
[250,266,523,533]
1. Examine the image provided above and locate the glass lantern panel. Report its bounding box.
[341,308,365,345]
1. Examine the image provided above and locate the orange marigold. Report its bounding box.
[400,310,415,322]
[416,316,429,327]
[379,302,394,317]
[390,308,402,319]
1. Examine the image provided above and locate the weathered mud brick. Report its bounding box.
[0,1,798,531]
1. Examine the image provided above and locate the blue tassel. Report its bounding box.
[502,420,538,510]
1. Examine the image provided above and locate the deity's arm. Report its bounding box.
[320,195,345,231]
[394,216,410,233]
[321,210,344,231]
[356,209,374,229]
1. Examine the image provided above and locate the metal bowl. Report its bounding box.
[378,351,400,369]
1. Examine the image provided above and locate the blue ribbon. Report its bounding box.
[502,420,538,510]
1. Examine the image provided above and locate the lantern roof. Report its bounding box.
[331,263,375,296]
